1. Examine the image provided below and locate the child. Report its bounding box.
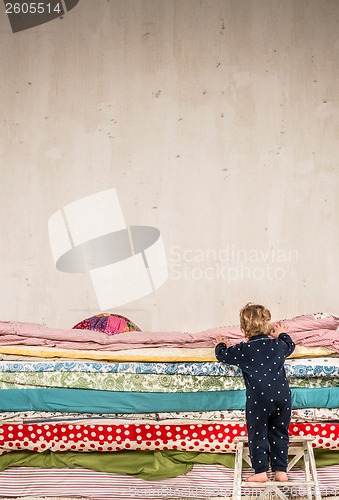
[214,303,295,483]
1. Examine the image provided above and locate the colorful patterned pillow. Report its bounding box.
[72,313,141,335]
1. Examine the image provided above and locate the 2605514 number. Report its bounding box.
[5,3,62,14]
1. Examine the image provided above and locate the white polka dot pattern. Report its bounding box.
[0,422,337,454]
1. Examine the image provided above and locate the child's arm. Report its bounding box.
[213,336,242,366]
[271,322,295,356]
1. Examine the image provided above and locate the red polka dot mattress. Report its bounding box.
[0,421,338,455]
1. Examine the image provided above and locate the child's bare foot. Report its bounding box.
[275,471,288,482]
[246,472,268,482]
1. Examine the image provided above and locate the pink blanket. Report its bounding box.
[0,313,338,352]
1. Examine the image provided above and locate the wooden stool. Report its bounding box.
[232,436,322,500]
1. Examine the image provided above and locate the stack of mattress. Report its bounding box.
[0,312,338,499]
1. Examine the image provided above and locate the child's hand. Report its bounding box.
[213,336,230,347]
[270,321,288,338]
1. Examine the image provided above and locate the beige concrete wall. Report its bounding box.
[0,0,338,331]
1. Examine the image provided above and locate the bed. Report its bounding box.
[0,312,338,499]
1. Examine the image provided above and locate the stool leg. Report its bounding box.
[306,441,322,500]
[233,441,243,500]
[303,443,313,500]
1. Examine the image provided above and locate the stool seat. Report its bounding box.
[242,480,316,487]
[232,436,322,500]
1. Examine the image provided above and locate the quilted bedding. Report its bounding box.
[0,311,338,499]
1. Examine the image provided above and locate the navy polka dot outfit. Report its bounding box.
[215,333,295,473]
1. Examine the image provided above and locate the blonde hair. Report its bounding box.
[240,303,272,339]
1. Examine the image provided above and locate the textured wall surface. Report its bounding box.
[0,0,338,331]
